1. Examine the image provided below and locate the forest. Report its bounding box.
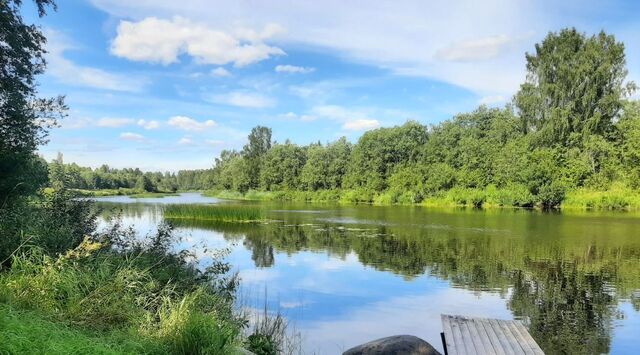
[52,28,640,209]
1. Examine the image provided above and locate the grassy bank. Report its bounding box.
[0,304,159,354]
[164,204,265,222]
[205,185,640,210]
[70,188,179,198]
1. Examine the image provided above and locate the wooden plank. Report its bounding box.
[450,316,468,355]
[456,317,478,355]
[469,318,498,354]
[442,315,459,355]
[441,315,544,355]
[505,321,536,355]
[476,318,507,355]
[512,321,544,355]
[487,318,518,355]
[496,319,527,354]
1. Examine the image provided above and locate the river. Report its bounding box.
[93,192,640,354]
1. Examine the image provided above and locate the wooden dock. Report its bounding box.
[441,315,544,355]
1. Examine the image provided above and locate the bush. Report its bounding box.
[537,181,566,208]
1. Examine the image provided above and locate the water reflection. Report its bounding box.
[96,196,640,354]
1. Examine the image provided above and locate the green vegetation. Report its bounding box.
[164,204,265,222]
[197,29,639,210]
[48,152,214,193]
[0,2,285,354]
[0,304,160,354]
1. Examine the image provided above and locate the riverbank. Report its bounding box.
[69,188,180,198]
[205,185,640,211]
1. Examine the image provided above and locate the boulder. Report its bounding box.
[343,335,441,355]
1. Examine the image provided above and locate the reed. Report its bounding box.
[163,204,264,222]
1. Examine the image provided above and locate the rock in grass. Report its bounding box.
[343,335,441,355]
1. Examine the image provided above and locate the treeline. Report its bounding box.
[48,154,214,192]
[206,29,640,208]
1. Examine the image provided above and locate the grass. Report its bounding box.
[164,204,264,222]
[0,304,158,354]
[70,189,179,198]
[563,185,640,210]
[129,192,179,198]
[0,229,244,355]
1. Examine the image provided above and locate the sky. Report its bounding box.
[24,0,640,171]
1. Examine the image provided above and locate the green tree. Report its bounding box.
[345,121,427,191]
[1,0,65,201]
[515,28,636,146]
[260,141,306,191]
[242,126,272,189]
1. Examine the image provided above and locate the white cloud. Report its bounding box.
[310,105,381,131]
[275,64,315,74]
[210,91,275,108]
[279,111,317,122]
[88,0,560,97]
[211,67,232,77]
[435,35,515,62]
[205,139,225,146]
[342,119,380,131]
[168,115,217,131]
[46,30,146,92]
[177,136,193,145]
[137,119,160,130]
[97,117,134,128]
[478,95,507,105]
[119,132,145,141]
[110,16,284,67]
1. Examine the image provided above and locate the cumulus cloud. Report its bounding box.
[137,119,160,129]
[279,112,316,122]
[435,35,516,62]
[119,132,145,141]
[46,30,147,92]
[177,136,193,145]
[211,67,232,77]
[275,64,315,74]
[310,105,380,131]
[342,119,380,131]
[110,17,285,67]
[210,91,275,108]
[168,115,217,131]
[478,95,506,105]
[97,117,134,128]
[89,0,553,96]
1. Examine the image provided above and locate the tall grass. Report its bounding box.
[0,222,245,354]
[164,204,264,222]
[563,185,640,210]
[0,304,160,354]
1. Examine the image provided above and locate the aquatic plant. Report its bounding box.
[164,204,265,222]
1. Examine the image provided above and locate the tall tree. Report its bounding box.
[1,0,66,201]
[242,126,272,189]
[515,28,636,146]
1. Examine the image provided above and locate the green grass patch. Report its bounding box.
[0,304,158,354]
[129,192,180,198]
[563,185,640,210]
[164,204,265,222]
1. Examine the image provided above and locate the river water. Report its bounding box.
[94,192,640,354]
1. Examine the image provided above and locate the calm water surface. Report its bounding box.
[94,193,640,354]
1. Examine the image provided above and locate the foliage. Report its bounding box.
[47,156,213,193]
[0,222,244,354]
[0,0,65,201]
[193,29,640,210]
[515,28,636,146]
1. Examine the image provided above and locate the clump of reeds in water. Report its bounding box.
[163,204,264,222]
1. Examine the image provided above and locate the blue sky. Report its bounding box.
[26,0,640,171]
